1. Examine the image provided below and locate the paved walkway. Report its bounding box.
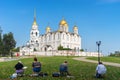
[0,56,34,62]
[0,57,19,62]
[73,57,120,67]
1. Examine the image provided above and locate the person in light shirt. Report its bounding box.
[32,57,41,74]
[96,62,107,78]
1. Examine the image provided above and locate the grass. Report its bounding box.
[0,56,120,80]
[87,56,120,63]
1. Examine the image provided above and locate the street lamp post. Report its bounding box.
[96,41,101,63]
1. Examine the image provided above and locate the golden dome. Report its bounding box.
[60,20,66,25]
[59,19,68,27]
[73,25,78,30]
[46,26,51,31]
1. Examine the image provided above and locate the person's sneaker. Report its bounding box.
[29,74,39,77]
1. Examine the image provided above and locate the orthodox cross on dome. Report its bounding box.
[73,22,78,30]
[74,22,77,26]
[47,22,50,26]
[62,16,65,20]
[34,8,36,21]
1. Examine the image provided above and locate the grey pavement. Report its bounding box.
[73,57,120,67]
[0,56,33,62]
[0,57,19,62]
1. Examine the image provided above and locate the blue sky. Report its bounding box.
[0,0,120,55]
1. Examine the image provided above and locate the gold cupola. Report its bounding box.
[59,18,68,27]
[46,25,51,33]
[46,26,51,31]
[73,25,78,30]
[73,25,78,34]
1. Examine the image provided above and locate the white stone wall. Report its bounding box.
[19,50,103,57]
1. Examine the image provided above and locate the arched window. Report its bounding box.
[54,34,55,40]
[74,35,76,41]
[41,37,43,42]
[36,32,38,36]
[58,33,59,39]
[31,32,33,35]
[67,45,69,48]
[67,34,69,41]
[49,35,51,40]
[36,40,38,43]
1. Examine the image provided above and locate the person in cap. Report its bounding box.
[15,61,24,74]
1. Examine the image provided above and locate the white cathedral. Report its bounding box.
[19,13,103,57]
[20,13,82,56]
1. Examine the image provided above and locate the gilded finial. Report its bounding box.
[47,22,50,26]
[62,16,65,20]
[74,22,77,26]
[32,8,37,25]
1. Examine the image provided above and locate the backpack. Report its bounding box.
[52,72,60,77]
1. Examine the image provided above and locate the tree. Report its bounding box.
[34,48,37,51]
[109,51,120,57]
[12,47,20,52]
[80,49,84,52]
[58,45,63,50]
[63,48,72,50]
[0,28,3,56]
[58,45,72,50]
[3,32,16,56]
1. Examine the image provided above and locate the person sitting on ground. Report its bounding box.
[15,61,24,74]
[32,57,41,74]
[96,62,107,78]
[59,61,70,76]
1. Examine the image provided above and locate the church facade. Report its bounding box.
[20,14,81,55]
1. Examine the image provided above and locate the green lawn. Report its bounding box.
[0,56,120,80]
[87,56,120,63]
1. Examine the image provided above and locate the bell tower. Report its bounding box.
[30,9,39,45]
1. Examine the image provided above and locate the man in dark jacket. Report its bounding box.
[15,61,24,74]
